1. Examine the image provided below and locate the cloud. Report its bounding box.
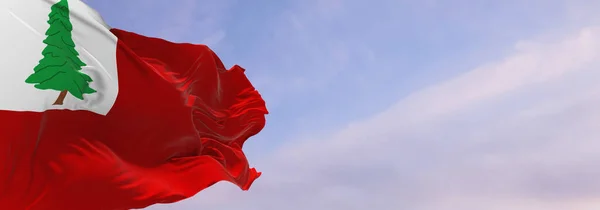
[146,14,600,208]
[237,0,599,119]
[386,27,600,123]
[201,30,226,47]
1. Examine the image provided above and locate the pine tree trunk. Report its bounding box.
[53,90,68,105]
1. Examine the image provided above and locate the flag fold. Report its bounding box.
[0,1,267,209]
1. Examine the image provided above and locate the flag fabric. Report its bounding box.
[0,0,267,209]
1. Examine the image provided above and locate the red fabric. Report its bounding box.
[0,28,267,210]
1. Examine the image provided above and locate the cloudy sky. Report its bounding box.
[84,0,600,209]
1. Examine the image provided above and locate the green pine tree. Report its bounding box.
[25,0,96,105]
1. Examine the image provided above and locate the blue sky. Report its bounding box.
[84,0,600,209]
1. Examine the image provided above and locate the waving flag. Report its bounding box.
[0,0,267,209]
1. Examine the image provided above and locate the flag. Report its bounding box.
[0,0,267,209]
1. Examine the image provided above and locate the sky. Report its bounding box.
[82,0,600,209]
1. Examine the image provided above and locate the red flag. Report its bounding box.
[0,0,267,209]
